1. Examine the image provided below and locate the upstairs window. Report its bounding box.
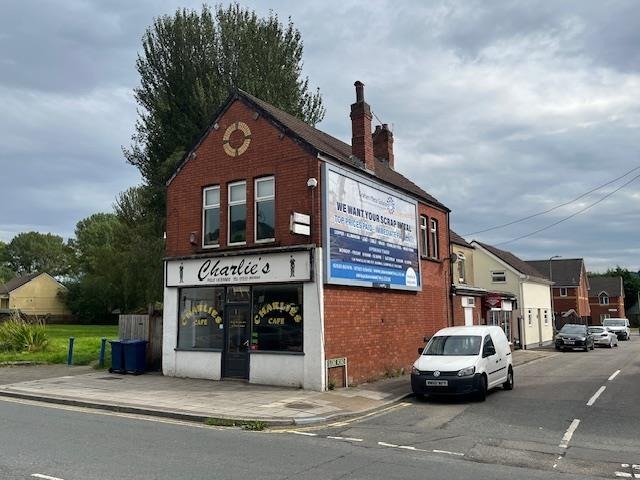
[492,271,506,283]
[559,287,568,297]
[429,218,439,259]
[419,216,428,257]
[599,293,609,305]
[203,186,220,247]
[255,177,275,242]
[457,252,466,283]
[228,181,247,245]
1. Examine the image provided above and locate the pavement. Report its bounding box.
[0,348,555,426]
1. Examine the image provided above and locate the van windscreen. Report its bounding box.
[423,335,482,356]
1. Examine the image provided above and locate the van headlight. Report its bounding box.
[411,366,420,375]
[457,366,475,377]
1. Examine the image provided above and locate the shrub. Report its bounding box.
[0,313,48,352]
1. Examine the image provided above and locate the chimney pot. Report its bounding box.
[354,81,365,103]
[350,81,374,170]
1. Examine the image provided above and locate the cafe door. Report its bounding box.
[223,304,250,379]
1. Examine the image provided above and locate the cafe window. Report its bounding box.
[228,181,247,245]
[203,186,220,247]
[429,218,439,259]
[177,287,225,349]
[419,215,428,257]
[255,177,275,242]
[252,284,303,352]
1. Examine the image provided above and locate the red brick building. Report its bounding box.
[525,258,591,326]
[588,276,626,325]
[162,82,451,390]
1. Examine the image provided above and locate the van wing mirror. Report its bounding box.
[418,347,424,355]
[423,336,431,343]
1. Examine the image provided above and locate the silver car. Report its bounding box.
[588,326,618,348]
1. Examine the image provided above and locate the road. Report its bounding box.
[0,338,638,479]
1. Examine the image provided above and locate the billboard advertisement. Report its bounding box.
[323,163,421,291]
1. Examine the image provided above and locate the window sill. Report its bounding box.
[250,350,304,355]
[174,348,223,352]
[422,257,442,264]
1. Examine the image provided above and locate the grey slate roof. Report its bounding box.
[525,259,584,286]
[588,276,624,297]
[168,89,449,211]
[474,242,548,282]
[0,272,41,295]
[450,230,473,248]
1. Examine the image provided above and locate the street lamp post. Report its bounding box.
[549,255,561,330]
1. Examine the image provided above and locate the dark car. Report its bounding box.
[555,324,594,351]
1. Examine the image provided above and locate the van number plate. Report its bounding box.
[426,380,448,386]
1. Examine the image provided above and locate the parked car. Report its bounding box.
[555,324,594,351]
[588,326,618,348]
[602,318,631,340]
[410,326,513,402]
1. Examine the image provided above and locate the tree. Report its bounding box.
[124,3,325,221]
[590,266,640,311]
[6,232,73,277]
[0,240,14,282]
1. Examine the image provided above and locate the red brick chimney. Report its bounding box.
[350,81,375,171]
[372,123,394,169]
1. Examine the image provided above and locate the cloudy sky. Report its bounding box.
[1,0,639,272]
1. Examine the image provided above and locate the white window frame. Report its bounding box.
[559,287,568,297]
[254,176,275,243]
[228,181,247,246]
[527,309,533,327]
[544,310,549,325]
[429,218,439,259]
[599,293,609,305]
[457,252,466,283]
[600,313,611,322]
[491,270,506,283]
[202,185,220,248]
[419,215,428,258]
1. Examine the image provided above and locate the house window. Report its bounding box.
[252,284,303,352]
[527,310,532,327]
[419,216,428,257]
[457,252,466,283]
[177,287,225,350]
[544,310,549,325]
[228,181,247,245]
[599,293,609,305]
[559,287,567,297]
[429,218,439,259]
[600,313,611,322]
[492,271,506,283]
[255,177,275,242]
[203,186,220,247]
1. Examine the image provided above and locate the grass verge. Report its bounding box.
[0,324,118,366]
[204,417,267,431]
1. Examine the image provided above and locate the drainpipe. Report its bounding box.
[446,213,454,327]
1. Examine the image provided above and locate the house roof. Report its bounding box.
[0,272,41,294]
[525,259,585,286]
[168,89,449,212]
[588,276,624,297]
[450,230,473,248]
[474,241,548,282]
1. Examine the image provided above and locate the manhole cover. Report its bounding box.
[284,402,316,410]
[98,377,122,381]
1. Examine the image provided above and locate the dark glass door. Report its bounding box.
[223,304,250,379]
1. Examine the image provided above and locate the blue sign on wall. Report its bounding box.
[323,164,421,291]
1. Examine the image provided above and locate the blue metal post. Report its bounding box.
[67,337,75,366]
[98,337,107,368]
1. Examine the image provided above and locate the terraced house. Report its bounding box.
[162,82,452,390]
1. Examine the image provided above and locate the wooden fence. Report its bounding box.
[118,312,163,370]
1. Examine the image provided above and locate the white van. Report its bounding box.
[410,325,513,401]
[602,318,630,340]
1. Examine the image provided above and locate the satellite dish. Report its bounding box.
[450,253,459,263]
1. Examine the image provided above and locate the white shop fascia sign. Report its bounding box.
[166,250,312,287]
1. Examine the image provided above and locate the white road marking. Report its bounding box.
[623,464,630,468]
[633,465,640,469]
[587,386,606,406]
[615,472,632,478]
[326,436,362,442]
[559,419,580,448]
[634,475,640,479]
[398,445,418,451]
[378,441,399,448]
[432,449,465,457]
[609,370,621,381]
[32,475,65,480]
[289,431,317,436]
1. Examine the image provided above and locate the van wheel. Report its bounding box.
[476,375,487,402]
[503,367,514,391]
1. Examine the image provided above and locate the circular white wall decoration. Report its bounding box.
[222,121,252,157]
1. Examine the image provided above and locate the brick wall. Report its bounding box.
[589,296,626,325]
[323,206,450,385]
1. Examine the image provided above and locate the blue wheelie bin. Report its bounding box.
[108,340,126,374]
[123,340,147,375]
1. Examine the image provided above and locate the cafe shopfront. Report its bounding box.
[163,248,325,390]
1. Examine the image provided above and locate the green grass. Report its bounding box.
[0,324,118,366]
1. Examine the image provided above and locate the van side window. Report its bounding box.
[483,335,495,356]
